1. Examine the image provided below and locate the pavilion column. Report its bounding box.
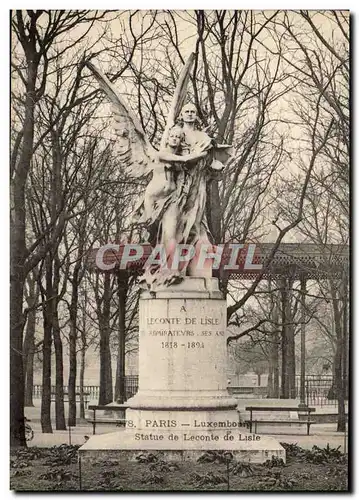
[280,276,295,399]
[280,278,289,399]
[268,280,280,399]
[272,307,280,399]
[299,276,307,406]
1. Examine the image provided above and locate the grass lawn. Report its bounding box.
[10,443,348,492]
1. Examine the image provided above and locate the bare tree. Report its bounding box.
[11,11,349,445]
[274,11,349,426]
[10,9,110,446]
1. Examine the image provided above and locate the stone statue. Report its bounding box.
[85,55,231,287]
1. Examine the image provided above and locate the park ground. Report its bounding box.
[10,401,349,492]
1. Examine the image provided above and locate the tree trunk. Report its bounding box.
[342,276,349,400]
[115,274,127,403]
[23,272,38,407]
[273,329,280,398]
[328,346,346,430]
[337,274,348,432]
[68,259,82,426]
[267,342,280,398]
[10,273,26,447]
[79,343,86,420]
[79,283,88,420]
[40,323,53,433]
[10,53,38,447]
[99,274,113,405]
[52,309,66,430]
[281,278,296,398]
[267,366,273,397]
[23,307,36,407]
[267,300,280,398]
[67,211,87,424]
[40,256,53,433]
[329,347,341,400]
[343,327,349,399]
[328,277,347,432]
[99,319,113,405]
[24,338,35,407]
[68,307,78,427]
[287,323,296,399]
[48,130,66,430]
[335,340,346,432]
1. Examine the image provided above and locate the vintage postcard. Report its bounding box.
[10,9,349,492]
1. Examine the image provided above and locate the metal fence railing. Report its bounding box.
[33,375,346,407]
[124,375,139,399]
[33,376,139,402]
[295,375,338,407]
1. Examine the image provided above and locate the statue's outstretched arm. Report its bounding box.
[157,151,207,164]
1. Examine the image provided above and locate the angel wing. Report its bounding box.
[159,53,196,150]
[85,61,156,178]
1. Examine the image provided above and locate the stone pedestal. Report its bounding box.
[80,277,285,463]
[126,277,237,429]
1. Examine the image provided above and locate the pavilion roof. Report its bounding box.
[220,242,349,280]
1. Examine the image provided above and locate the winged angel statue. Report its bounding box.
[86,54,231,288]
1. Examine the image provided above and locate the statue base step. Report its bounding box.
[79,427,285,464]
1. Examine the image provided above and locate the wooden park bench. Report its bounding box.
[51,391,90,409]
[245,405,316,435]
[87,404,129,435]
